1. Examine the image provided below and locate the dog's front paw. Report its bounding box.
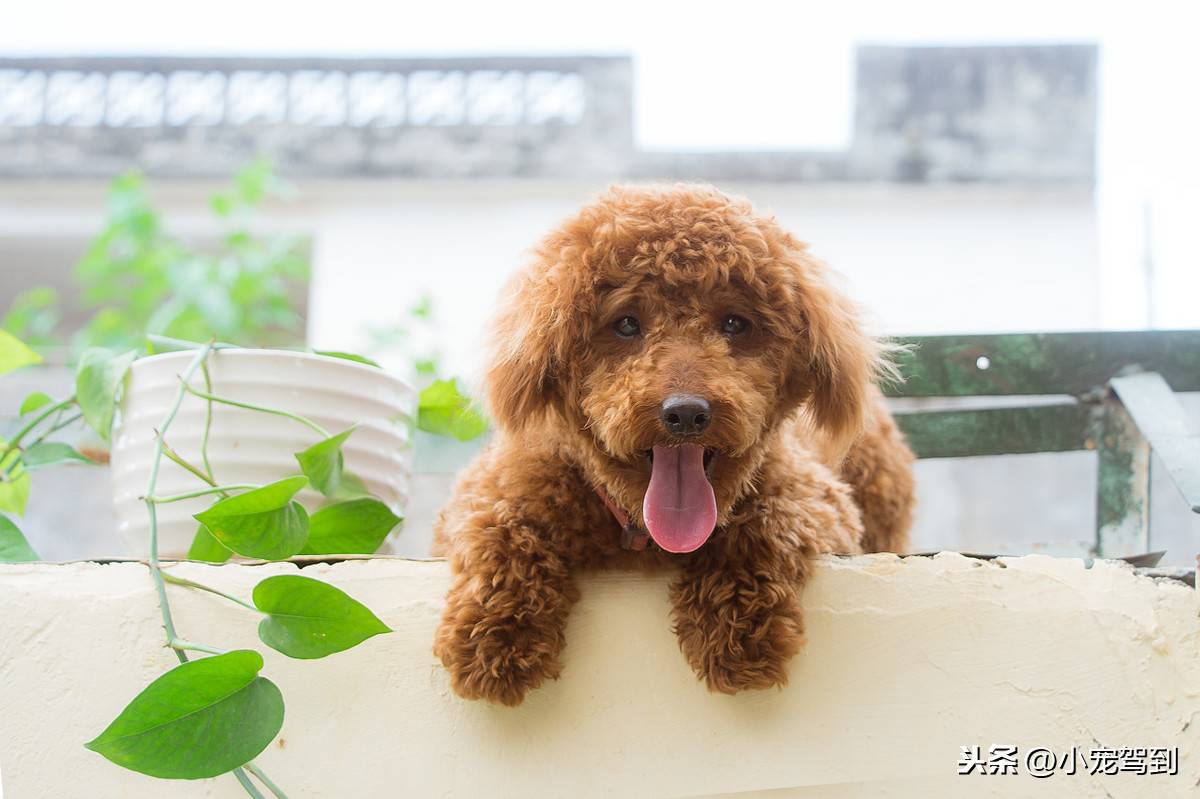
[433,597,564,706]
[671,573,805,694]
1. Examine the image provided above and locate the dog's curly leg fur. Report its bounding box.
[670,450,862,694]
[433,526,578,706]
[434,536,576,706]
[432,444,594,706]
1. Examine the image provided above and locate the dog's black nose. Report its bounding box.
[660,394,711,436]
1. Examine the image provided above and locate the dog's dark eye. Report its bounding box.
[613,315,641,339]
[720,314,749,336]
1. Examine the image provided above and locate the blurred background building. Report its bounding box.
[2,15,1197,562]
[0,45,1103,354]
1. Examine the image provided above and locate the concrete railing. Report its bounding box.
[0,46,1098,183]
[0,554,1195,796]
[0,56,634,178]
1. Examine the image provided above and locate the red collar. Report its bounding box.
[593,484,652,551]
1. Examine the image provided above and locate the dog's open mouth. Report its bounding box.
[640,444,718,554]
[643,447,716,474]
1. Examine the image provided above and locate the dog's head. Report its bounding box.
[486,184,885,552]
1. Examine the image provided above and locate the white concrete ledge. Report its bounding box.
[1,554,1197,798]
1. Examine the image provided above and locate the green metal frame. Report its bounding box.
[889,330,1200,558]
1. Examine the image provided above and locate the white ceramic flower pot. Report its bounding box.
[110,349,413,558]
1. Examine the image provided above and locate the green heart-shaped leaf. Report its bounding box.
[0,446,30,517]
[329,469,370,501]
[21,442,92,471]
[195,502,308,562]
[85,650,284,779]
[0,515,38,562]
[75,348,137,441]
[194,477,310,561]
[253,574,391,659]
[417,379,488,441]
[197,476,308,515]
[0,330,41,376]
[301,498,401,555]
[294,427,355,497]
[18,391,53,416]
[187,524,233,563]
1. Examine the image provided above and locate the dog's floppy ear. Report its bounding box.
[484,259,585,431]
[783,247,888,460]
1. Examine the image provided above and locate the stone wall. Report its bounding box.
[0,56,635,179]
[851,45,1098,183]
[0,45,1098,183]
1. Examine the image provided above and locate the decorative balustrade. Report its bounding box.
[0,57,633,178]
[0,47,1097,182]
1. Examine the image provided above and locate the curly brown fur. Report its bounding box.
[433,184,916,705]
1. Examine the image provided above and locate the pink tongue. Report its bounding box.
[643,444,717,553]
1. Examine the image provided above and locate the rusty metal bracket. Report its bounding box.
[1109,371,1200,514]
[1087,387,1151,558]
[888,331,1200,564]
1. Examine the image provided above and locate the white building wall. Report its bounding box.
[301,181,1101,379]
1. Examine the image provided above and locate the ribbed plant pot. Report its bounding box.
[110,349,413,558]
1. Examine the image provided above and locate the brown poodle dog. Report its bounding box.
[432,184,915,706]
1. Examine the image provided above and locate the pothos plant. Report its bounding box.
[0,331,424,797]
[3,161,487,445]
[3,159,308,355]
[367,294,487,442]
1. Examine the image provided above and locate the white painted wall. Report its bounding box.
[299,181,1100,381]
[0,179,1100,382]
[1,555,1196,796]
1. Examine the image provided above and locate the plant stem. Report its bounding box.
[0,448,20,481]
[145,484,259,503]
[7,396,76,449]
[144,345,284,799]
[147,334,240,353]
[3,407,87,481]
[159,436,218,487]
[169,638,229,656]
[245,762,290,799]
[25,412,84,449]
[199,359,217,482]
[144,344,213,665]
[232,767,267,799]
[40,407,65,441]
[182,383,331,438]
[2,403,84,480]
[162,571,260,613]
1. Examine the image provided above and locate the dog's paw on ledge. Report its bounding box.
[433,618,564,707]
[1,558,1197,797]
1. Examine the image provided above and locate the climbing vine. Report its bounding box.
[2,334,401,796]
